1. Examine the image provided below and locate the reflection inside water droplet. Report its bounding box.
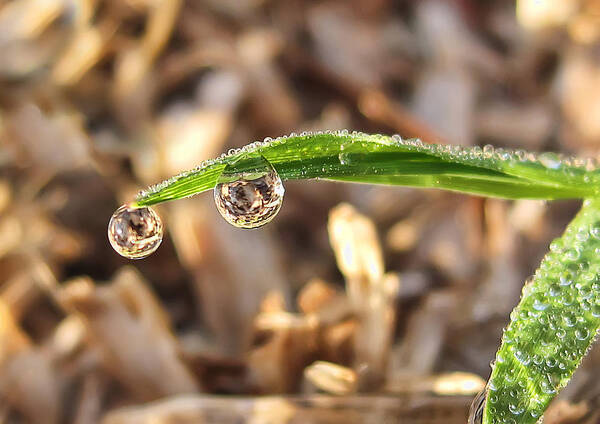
[108,205,163,259]
[214,155,284,229]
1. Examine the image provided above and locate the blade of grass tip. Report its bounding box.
[482,197,600,424]
[133,131,598,207]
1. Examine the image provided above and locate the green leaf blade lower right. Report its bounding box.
[484,198,600,423]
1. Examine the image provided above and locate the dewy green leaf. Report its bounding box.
[127,131,600,423]
[134,131,599,207]
[483,198,600,424]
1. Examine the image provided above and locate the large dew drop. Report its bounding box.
[214,155,284,229]
[108,205,163,259]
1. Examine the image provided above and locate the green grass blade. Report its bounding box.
[134,131,598,206]
[484,198,600,424]
[131,131,600,421]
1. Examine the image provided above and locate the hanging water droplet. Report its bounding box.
[214,155,285,229]
[108,205,163,259]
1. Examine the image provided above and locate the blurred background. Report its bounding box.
[1,0,600,423]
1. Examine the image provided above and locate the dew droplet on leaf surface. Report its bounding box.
[338,152,351,165]
[483,144,494,158]
[538,152,562,170]
[108,205,163,259]
[214,155,284,229]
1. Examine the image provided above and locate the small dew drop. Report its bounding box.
[483,144,494,158]
[576,230,590,242]
[515,150,527,161]
[338,152,351,165]
[214,156,285,229]
[564,248,581,261]
[543,373,559,394]
[548,283,561,297]
[562,313,577,327]
[559,271,574,286]
[508,402,526,416]
[108,205,163,259]
[575,328,589,341]
[514,349,531,366]
[532,299,548,311]
[590,224,600,240]
[549,239,563,252]
[538,152,562,170]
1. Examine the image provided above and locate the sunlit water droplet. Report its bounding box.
[214,155,284,229]
[108,205,163,259]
